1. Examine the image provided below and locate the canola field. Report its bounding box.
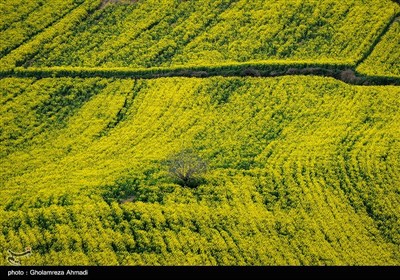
[1,76,399,265]
[0,0,399,266]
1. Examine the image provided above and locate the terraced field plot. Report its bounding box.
[1,76,399,265]
[1,0,398,69]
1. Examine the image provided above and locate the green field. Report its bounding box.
[0,0,399,266]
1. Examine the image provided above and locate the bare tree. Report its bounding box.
[166,149,207,188]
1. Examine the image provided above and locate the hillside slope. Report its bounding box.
[0,0,86,58]
[357,19,400,78]
[2,0,398,69]
[1,76,399,265]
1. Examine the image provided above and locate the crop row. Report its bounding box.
[0,0,102,71]
[357,19,400,77]
[0,0,87,58]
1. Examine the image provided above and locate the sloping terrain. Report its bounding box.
[0,0,399,266]
[1,0,398,69]
[1,76,399,265]
[357,19,400,77]
[0,0,87,58]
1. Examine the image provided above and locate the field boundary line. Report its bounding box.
[0,61,398,86]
